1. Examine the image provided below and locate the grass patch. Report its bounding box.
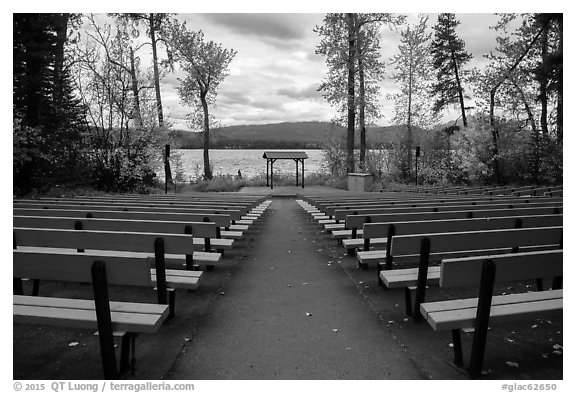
[174,172,348,193]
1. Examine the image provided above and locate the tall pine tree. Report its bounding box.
[430,13,472,127]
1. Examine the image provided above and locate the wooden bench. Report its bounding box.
[13,215,232,262]
[420,250,562,378]
[14,196,274,225]
[379,226,562,318]
[344,206,562,255]
[322,196,562,219]
[329,200,562,226]
[13,207,240,228]
[13,201,248,223]
[14,253,170,379]
[13,227,215,317]
[353,213,563,264]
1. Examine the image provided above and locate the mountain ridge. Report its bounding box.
[172,121,420,149]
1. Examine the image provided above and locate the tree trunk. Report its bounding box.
[451,49,467,127]
[150,14,164,127]
[488,26,544,185]
[539,21,549,135]
[511,78,539,184]
[357,26,366,171]
[407,59,413,181]
[129,46,143,129]
[53,13,69,108]
[200,91,212,180]
[489,91,501,184]
[346,13,356,174]
[556,17,563,143]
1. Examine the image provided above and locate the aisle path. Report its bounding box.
[167,198,425,379]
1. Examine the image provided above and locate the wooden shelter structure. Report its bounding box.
[262,151,309,189]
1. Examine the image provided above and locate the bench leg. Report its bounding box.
[413,238,431,322]
[348,248,355,257]
[168,289,176,320]
[451,329,464,368]
[404,287,413,317]
[552,276,562,290]
[119,332,138,376]
[377,263,384,286]
[32,279,40,296]
[536,278,544,291]
[14,278,23,295]
[185,254,194,271]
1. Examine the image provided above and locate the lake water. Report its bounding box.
[171,149,328,181]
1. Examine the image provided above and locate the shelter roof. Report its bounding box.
[262,151,309,159]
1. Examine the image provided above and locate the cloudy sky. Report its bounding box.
[157,12,505,130]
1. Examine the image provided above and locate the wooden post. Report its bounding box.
[91,260,119,379]
[296,159,299,186]
[302,159,305,188]
[271,159,274,189]
[413,237,432,321]
[469,259,496,378]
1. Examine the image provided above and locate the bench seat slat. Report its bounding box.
[14,227,234,252]
[15,247,222,264]
[421,290,563,331]
[342,238,386,249]
[14,295,169,333]
[151,269,201,290]
[381,266,441,288]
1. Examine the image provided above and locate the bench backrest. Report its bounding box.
[15,198,254,210]
[390,226,562,258]
[13,216,218,238]
[13,202,245,220]
[13,248,152,287]
[335,201,561,221]
[346,206,562,229]
[14,227,197,254]
[439,249,563,288]
[363,214,563,239]
[13,208,232,228]
[325,197,562,215]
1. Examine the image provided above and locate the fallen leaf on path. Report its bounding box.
[553,350,562,356]
[505,361,519,368]
[68,342,79,347]
[332,329,338,333]
[553,344,562,350]
[305,312,312,317]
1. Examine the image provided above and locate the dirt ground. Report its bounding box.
[12,193,563,382]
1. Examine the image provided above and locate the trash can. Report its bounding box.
[347,173,374,192]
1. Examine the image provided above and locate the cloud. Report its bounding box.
[199,13,314,49]
[276,83,323,100]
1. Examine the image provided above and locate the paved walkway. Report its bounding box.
[166,198,426,379]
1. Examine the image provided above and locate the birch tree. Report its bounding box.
[315,13,402,173]
[388,15,437,180]
[171,23,236,180]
